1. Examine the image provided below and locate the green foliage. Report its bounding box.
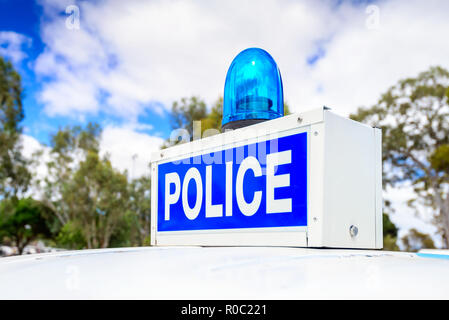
[64,150,129,248]
[108,211,137,248]
[0,198,53,254]
[127,175,152,246]
[41,124,152,249]
[383,213,398,238]
[382,213,399,251]
[55,221,86,250]
[142,234,151,246]
[350,66,449,248]
[401,228,436,252]
[383,234,400,251]
[164,96,293,148]
[201,97,223,135]
[429,144,449,174]
[284,102,291,116]
[0,56,31,200]
[162,96,221,148]
[170,96,208,137]
[0,56,23,136]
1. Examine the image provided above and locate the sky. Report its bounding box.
[1,0,449,246]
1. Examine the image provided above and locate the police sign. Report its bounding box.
[158,132,307,232]
[151,108,383,248]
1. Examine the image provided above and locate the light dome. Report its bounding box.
[222,48,284,130]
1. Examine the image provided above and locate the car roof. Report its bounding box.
[0,246,448,299]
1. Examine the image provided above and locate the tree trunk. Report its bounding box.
[17,242,25,255]
[441,199,449,249]
[431,181,449,248]
[17,238,30,255]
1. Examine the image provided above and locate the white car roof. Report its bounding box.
[0,246,448,299]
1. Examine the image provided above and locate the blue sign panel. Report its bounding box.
[157,132,307,231]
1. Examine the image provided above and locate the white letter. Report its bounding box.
[236,156,262,216]
[226,161,233,216]
[165,172,181,220]
[205,166,223,217]
[266,150,292,213]
[182,167,203,220]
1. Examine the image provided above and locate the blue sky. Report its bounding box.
[0,1,45,139]
[1,0,449,245]
[0,0,171,146]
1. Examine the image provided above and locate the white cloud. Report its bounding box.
[100,125,164,178]
[0,32,32,63]
[34,0,339,118]
[385,184,442,248]
[301,0,449,116]
[21,134,44,159]
[34,0,449,120]
[20,134,52,199]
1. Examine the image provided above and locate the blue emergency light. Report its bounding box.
[222,48,284,130]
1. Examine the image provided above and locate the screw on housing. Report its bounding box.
[349,225,358,238]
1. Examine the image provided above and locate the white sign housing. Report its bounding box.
[150,107,383,249]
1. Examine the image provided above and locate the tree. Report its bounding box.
[0,56,31,201]
[127,175,152,246]
[163,96,217,148]
[401,228,436,252]
[284,101,291,116]
[0,198,53,255]
[54,221,86,250]
[164,96,292,148]
[170,96,208,138]
[42,123,101,226]
[382,213,399,251]
[67,151,130,248]
[42,124,133,249]
[201,97,223,134]
[350,66,449,248]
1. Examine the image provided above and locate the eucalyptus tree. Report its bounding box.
[351,66,449,247]
[0,56,31,201]
[43,124,130,249]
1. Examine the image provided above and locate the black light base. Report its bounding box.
[221,119,268,131]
